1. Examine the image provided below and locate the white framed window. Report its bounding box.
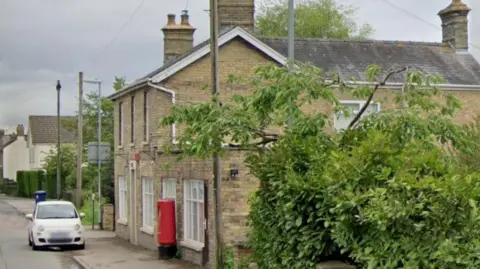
[118,176,127,222]
[119,102,124,146]
[143,91,149,142]
[163,178,176,200]
[183,180,205,244]
[142,177,154,230]
[130,96,135,144]
[334,100,381,131]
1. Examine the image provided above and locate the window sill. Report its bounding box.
[142,141,149,146]
[129,143,135,148]
[117,219,127,225]
[117,145,124,150]
[140,226,154,235]
[180,240,204,252]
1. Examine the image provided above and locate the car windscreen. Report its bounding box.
[36,204,78,219]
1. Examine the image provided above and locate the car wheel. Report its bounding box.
[28,234,32,246]
[31,234,40,251]
[77,243,85,250]
[31,241,40,251]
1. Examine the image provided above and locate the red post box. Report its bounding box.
[157,200,177,260]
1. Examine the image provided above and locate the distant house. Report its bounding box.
[1,125,28,181]
[0,129,16,178]
[27,115,77,170]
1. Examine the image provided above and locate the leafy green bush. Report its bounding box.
[79,190,108,226]
[160,63,480,268]
[244,67,480,268]
[45,174,57,198]
[16,170,45,198]
[16,171,26,197]
[0,178,17,196]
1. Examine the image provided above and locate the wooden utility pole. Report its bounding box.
[209,0,223,267]
[76,72,84,208]
[287,0,295,126]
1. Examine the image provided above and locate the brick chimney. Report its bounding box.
[16,124,24,136]
[438,0,471,51]
[161,11,196,64]
[218,0,255,33]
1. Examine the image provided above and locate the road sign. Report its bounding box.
[87,142,110,163]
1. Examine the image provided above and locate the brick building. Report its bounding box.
[108,0,480,268]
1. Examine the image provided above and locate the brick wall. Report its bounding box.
[111,33,480,269]
[218,0,255,32]
[102,204,115,231]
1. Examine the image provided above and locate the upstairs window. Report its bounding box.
[130,96,135,144]
[334,101,380,131]
[119,102,124,145]
[143,91,149,141]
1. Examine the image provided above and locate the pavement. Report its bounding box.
[71,237,200,269]
[2,195,199,269]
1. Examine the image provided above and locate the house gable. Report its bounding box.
[150,27,287,84]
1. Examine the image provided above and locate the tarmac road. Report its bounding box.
[0,196,80,269]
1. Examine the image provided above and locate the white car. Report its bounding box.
[26,200,86,251]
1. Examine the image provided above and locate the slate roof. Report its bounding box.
[260,37,480,85]
[28,115,77,144]
[132,27,480,88]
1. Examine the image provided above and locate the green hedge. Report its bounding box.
[0,178,17,196]
[16,170,45,198]
[45,174,57,199]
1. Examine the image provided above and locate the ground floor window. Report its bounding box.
[183,180,205,244]
[163,178,176,200]
[142,177,154,229]
[118,176,127,221]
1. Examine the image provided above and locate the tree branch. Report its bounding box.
[228,136,279,149]
[347,66,408,129]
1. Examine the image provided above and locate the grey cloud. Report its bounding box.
[1,0,479,129]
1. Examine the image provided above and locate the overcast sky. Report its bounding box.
[0,0,479,131]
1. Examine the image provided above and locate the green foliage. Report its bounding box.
[256,0,374,39]
[79,190,108,225]
[42,144,78,198]
[49,76,126,203]
[160,62,480,268]
[0,179,17,196]
[45,173,57,199]
[16,170,45,198]
[224,246,251,269]
[458,115,480,173]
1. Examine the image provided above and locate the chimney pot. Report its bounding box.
[16,124,24,136]
[162,11,196,64]
[181,10,190,25]
[167,14,176,25]
[438,0,471,51]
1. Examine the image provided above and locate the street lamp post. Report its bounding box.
[83,79,102,227]
[56,80,62,199]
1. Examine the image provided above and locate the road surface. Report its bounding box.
[0,196,79,269]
